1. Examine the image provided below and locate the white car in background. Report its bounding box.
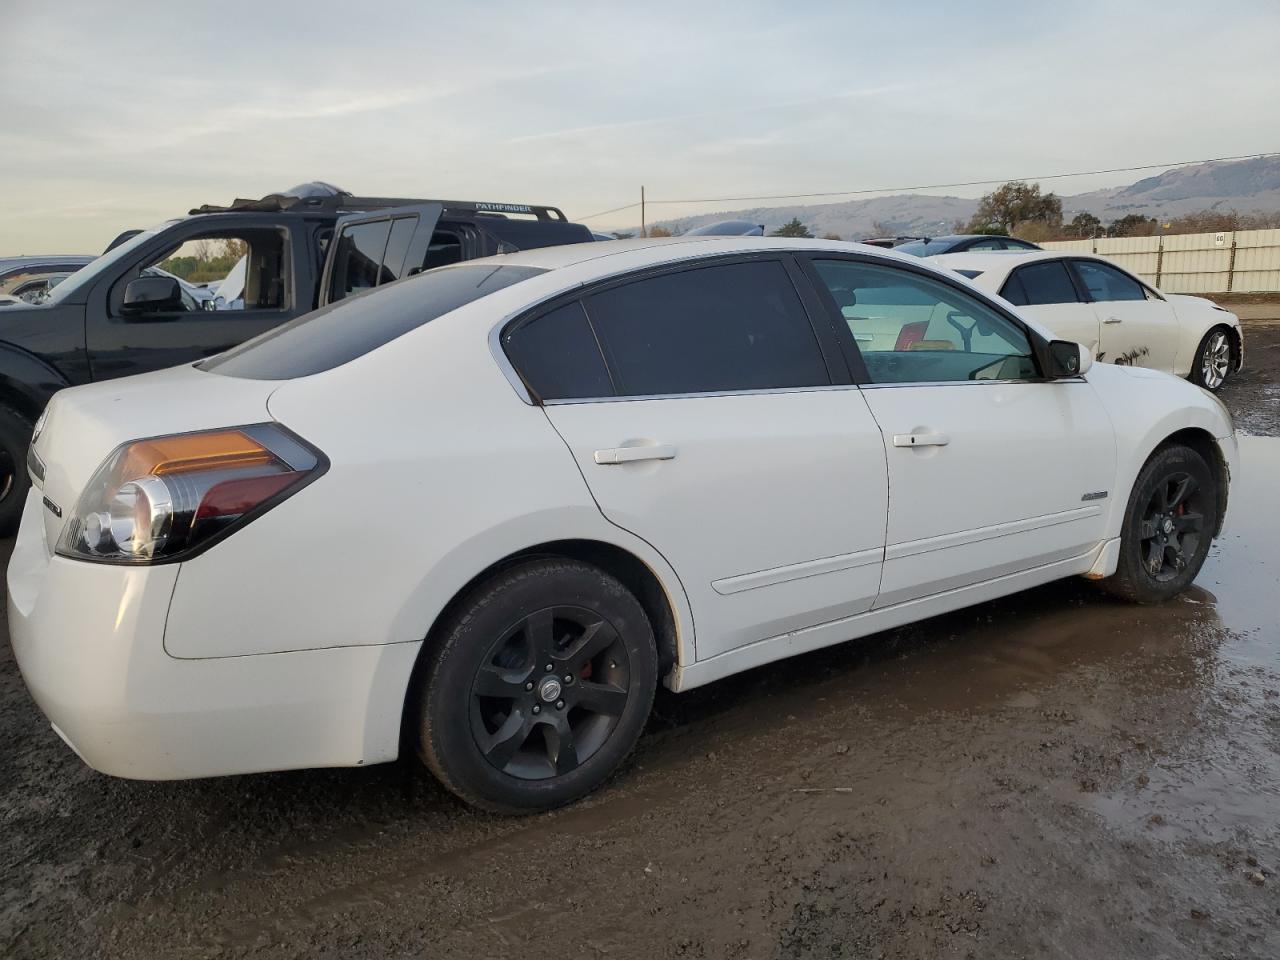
[10,238,1236,813]
[933,251,1243,390]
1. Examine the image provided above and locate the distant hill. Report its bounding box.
[640,155,1280,239]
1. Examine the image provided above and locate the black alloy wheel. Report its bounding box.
[416,558,658,813]
[471,604,631,780]
[1102,443,1218,603]
[1137,471,1206,583]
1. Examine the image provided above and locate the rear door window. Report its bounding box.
[328,220,392,300]
[378,217,418,283]
[583,259,829,397]
[1001,261,1079,306]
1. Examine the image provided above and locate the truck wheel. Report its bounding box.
[1100,443,1217,604]
[0,406,33,535]
[415,558,658,814]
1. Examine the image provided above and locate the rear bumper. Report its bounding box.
[7,490,419,780]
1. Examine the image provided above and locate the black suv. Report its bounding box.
[0,184,594,528]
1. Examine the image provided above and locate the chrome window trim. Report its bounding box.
[537,376,1083,406]
[485,245,1086,406]
[487,247,848,406]
[487,317,538,404]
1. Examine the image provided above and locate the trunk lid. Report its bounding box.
[31,364,279,552]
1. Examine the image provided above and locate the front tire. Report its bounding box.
[1100,443,1218,604]
[0,405,33,535]
[416,558,658,814]
[1189,326,1233,391]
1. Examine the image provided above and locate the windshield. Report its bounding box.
[894,238,958,258]
[41,224,174,305]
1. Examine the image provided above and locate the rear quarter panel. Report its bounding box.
[161,300,695,666]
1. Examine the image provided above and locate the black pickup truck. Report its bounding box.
[0,184,594,527]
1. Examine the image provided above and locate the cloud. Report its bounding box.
[504,84,917,145]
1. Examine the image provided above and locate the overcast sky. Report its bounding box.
[2,0,1278,254]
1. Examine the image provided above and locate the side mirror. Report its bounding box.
[1047,340,1092,378]
[122,276,183,314]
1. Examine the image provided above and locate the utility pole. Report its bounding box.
[640,185,646,238]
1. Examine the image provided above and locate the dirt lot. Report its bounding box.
[2,323,1279,960]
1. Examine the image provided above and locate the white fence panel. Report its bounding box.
[1043,229,1280,292]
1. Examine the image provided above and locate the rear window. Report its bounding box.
[1001,261,1079,306]
[201,264,545,380]
[894,238,958,257]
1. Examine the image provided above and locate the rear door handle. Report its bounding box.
[892,433,950,448]
[1103,316,1123,324]
[594,444,677,465]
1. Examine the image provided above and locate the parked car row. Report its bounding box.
[11,234,1237,813]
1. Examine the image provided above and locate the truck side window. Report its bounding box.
[329,220,393,301]
[119,230,288,315]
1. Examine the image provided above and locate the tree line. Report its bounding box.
[631,182,1280,243]
[160,239,247,284]
[955,181,1280,240]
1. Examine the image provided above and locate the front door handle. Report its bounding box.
[594,444,677,465]
[1103,316,1123,324]
[892,433,950,448]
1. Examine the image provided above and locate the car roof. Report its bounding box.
[930,249,1082,284]
[474,235,929,273]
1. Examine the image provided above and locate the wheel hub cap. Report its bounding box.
[469,604,632,780]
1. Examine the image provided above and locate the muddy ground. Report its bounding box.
[2,323,1279,960]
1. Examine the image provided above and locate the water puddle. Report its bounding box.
[1088,434,1280,845]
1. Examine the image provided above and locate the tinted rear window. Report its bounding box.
[201,264,545,380]
[1001,261,1078,306]
[585,259,828,397]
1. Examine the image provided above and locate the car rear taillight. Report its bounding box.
[57,423,325,564]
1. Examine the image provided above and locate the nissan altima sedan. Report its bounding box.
[9,237,1236,813]
[934,250,1244,390]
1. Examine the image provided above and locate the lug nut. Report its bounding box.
[563,674,573,683]
[532,705,541,715]
[545,663,554,672]
[525,682,534,691]
[556,700,565,710]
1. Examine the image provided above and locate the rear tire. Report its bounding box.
[1189,326,1233,391]
[0,406,33,535]
[415,558,658,814]
[1100,443,1217,604]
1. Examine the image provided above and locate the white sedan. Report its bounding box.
[9,238,1236,813]
[932,250,1243,390]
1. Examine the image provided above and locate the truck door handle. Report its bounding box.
[892,433,950,448]
[1103,316,1123,324]
[594,444,677,465]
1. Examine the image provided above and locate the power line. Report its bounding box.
[576,150,1279,220]
[579,201,642,221]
